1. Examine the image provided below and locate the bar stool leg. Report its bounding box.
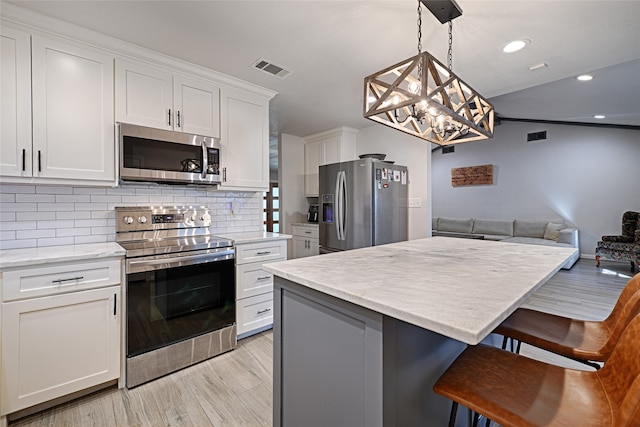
[447,401,458,427]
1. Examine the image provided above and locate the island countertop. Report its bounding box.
[264,236,577,345]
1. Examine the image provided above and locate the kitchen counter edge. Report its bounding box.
[0,242,126,270]
[214,231,292,245]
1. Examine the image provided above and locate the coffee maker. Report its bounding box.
[307,204,319,223]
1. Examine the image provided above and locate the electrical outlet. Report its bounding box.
[408,198,422,208]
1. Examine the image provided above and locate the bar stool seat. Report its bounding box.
[494,273,640,364]
[434,312,640,427]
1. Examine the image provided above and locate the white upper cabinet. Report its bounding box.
[1,26,32,178]
[218,87,270,191]
[0,32,115,185]
[304,127,358,197]
[115,60,220,138]
[174,75,220,137]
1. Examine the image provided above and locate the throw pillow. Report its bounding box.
[544,222,564,242]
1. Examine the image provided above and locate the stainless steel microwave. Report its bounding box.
[119,123,221,185]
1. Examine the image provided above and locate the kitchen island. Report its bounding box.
[263,236,578,427]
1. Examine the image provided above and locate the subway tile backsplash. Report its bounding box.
[0,183,262,250]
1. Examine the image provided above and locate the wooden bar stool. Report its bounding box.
[494,273,640,367]
[433,311,640,427]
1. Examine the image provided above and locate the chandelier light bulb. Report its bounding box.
[409,81,419,94]
[393,95,400,105]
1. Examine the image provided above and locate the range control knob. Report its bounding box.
[138,216,147,224]
[190,214,197,222]
[123,216,134,225]
[201,212,211,225]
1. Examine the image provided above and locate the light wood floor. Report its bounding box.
[9,259,636,426]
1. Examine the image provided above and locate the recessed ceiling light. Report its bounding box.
[577,75,594,81]
[594,115,606,119]
[502,39,529,53]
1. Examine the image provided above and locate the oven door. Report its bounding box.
[125,247,235,358]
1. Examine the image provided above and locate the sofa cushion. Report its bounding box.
[482,234,513,241]
[513,220,550,238]
[432,217,439,231]
[438,217,474,234]
[503,237,572,248]
[473,219,514,237]
[543,222,564,242]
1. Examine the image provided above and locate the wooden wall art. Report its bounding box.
[451,164,493,187]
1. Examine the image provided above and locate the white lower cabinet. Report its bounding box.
[235,240,287,338]
[292,224,319,258]
[0,258,122,418]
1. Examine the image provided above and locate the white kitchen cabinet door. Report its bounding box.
[173,75,220,138]
[219,88,269,191]
[0,26,32,177]
[31,36,115,182]
[321,135,341,165]
[1,286,120,414]
[115,59,173,130]
[304,140,322,197]
[292,236,319,258]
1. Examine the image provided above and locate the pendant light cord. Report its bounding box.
[448,21,453,71]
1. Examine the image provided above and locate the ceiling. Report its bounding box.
[4,0,640,142]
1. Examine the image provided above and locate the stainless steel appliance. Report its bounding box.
[116,206,236,388]
[307,204,319,223]
[319,158,408,253]
[119,123,221,185]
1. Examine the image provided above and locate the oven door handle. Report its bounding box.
[127,250,234,273]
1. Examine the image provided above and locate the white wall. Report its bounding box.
[0,183,262,250]
[431,121,640,256]
[278,133,307,257]
[356,124,431,240]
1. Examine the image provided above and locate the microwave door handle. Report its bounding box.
[201,141,208,179]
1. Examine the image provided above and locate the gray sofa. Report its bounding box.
[432,217,580,269]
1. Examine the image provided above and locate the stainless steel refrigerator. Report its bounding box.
[319,158,408,253]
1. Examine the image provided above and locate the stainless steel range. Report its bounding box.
[116,206,236,388]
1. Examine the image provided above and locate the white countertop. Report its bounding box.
[214,231,292,245]
[0,242,126,270]
[264,236,578,345]
[292,223,318,227]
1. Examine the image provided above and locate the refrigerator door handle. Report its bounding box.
[340,170,347,241]
[334,171,342,240]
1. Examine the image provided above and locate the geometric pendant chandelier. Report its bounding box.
[363,0,494,145]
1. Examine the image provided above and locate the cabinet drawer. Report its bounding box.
[2,258,121,302]
[292,225,319,239]
[235,240,287,265]
[237,293,273,336]
[237,263,273,299]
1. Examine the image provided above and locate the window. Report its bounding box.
[263,183,279,232]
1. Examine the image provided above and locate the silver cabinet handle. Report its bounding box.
[177,110,181,128]
[52,276,84,284]
[256,276,271,281]
[256,251,271,255]
[168,108,172,126]
[257,308,271,315]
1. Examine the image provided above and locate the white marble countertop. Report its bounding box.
[0,242,126,270]
[214,231,292,245]
[264,236,578,345]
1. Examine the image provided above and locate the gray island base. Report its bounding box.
[265,237,578,427]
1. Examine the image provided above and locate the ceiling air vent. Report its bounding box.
[527,131,547,142]
[252,58,292,79]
